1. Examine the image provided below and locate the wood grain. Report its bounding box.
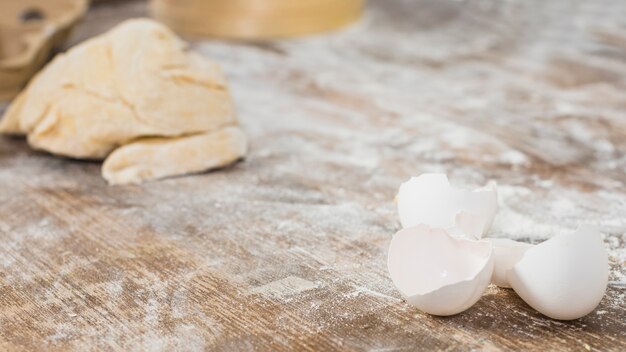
[1,0,625,350]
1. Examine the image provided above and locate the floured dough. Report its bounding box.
[0,18,247,184]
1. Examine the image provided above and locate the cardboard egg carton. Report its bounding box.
[0,0,88,101]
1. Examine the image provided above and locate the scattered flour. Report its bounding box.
[250,276,321,300]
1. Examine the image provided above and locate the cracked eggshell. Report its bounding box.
[396,174,497,239]
[487,238,532,288]
[508,226,609,320]
[387,224,494,316]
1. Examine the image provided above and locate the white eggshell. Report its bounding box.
[487,238,532,288]
[396,174,497,239]
[387,224,494,316]
[508,226,609,320]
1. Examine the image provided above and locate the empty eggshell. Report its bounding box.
[387,224,494,316]
[487,238,532,288]
[396,174,497,239]
[508,226,609,320]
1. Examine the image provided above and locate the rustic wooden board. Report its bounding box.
[1,0,625,350]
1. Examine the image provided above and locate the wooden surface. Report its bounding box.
[1,0,626,350]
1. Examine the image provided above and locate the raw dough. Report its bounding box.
[0,19,247,184]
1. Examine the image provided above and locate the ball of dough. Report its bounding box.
[0,19,247,184]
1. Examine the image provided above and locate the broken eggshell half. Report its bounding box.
[508,226,609,320]
[387,224,494,316]
[486,238,532,288]
[396,173,497,239]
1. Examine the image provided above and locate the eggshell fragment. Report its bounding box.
[396,174,497,239]
[487,238,532,288]
[508,226,609,320]
[387,224,494,316]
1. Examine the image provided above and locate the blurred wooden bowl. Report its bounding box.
[0,0,88,101]
[150,0,363,40]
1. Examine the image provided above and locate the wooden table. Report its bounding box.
[1,0,625,350]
